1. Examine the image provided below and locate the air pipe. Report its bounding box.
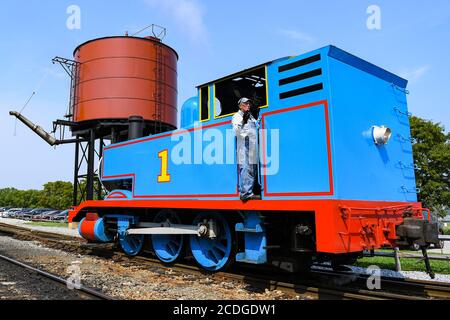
[9,111,82,146]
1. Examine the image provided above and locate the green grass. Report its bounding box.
[444,226,450,235]
[24,221,68,228]
[355,256,450,275]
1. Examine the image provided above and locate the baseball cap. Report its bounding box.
[238,97,251,105]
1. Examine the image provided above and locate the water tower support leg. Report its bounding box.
[86,129,95,200]
[73,137,80,206]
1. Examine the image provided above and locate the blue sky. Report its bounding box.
[0,0,449,190]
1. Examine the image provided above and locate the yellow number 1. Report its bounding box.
[157,149,171,183]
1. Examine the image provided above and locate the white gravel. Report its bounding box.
[312,263,450,283]
[0,217,81,238]
[348,265,450,283]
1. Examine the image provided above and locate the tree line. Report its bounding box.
[0,116,449,216]
[410,116,449,217]
[0,181,73,210]
[0,180,103,210]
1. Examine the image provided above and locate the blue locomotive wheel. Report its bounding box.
[189,212,233,271]
[151,210,184,263]
[119,233,145,256]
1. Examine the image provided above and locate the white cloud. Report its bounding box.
[277,28,315,44]
[399,65,430,83]
[144,0,208,46]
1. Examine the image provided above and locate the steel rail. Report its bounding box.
[0,254,114,300]
[0,253,114,300]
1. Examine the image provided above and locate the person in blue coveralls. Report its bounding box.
[232,97,261,201]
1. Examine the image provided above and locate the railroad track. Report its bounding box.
[126,255,416,300]
[1,221,449,300]
[0,252,113,300]
[309,268,450,300]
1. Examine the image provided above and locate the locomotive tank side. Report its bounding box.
[325,46,417,203]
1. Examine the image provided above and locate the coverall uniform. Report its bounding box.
[232,109,260,199]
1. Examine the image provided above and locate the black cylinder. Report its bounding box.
[128,116,145,140]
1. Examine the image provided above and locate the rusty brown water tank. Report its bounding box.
[73,36,178,128]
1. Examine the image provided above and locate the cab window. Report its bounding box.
[214,66,267,118]
[199,86,210,121]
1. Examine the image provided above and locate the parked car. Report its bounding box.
[2,208,22,218]
[0,207,8,217]
[8,208,31,218]
[0,207,12,216]
[32,210,61,221]
[51,209,69,222]
[21,208,54,221]
[14,208,35,219]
